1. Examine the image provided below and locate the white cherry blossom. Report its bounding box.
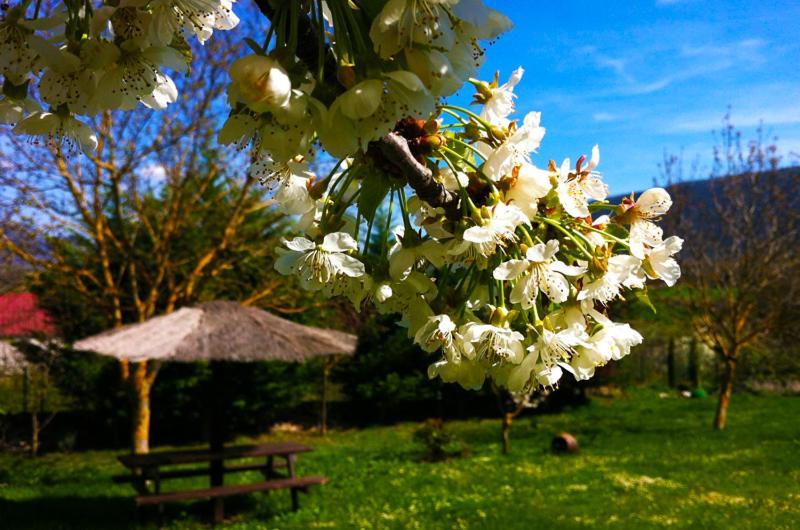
[0,96,39,125]
[13,111,98,153]
[274,232,365,291]
[150,0,239,45]
[503,162,552,218]
[227,54,292,113]
[578,255,643,303]
[507,325,589,392]
[319,71,434,157]
[625,187,673,259]
[0,8,64,84]
[428,357,486,390]
[388,228,446,281]
[479,66,524,127]
[460,321,525,365]
[94,45,185,110]
[449,202,530,260]
[555,145,608,218]
[493,240,586,308]
[414,314,461,362]
[570,316,642,380]
[643,235,683,286]
[482,111,546,181]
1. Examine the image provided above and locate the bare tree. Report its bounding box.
[0,31,300,452]
[662,115,800,430]
[492,384,550,454]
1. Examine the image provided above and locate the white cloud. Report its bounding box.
[669,106,800,133]
[140,163,167,182]
[592,112,618,123]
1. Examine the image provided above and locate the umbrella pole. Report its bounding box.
[209,361,226,487]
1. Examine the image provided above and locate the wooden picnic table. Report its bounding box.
[115,442,326,523]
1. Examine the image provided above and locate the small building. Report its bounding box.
[0,293,57,339]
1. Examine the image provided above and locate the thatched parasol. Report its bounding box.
[74,300,356,363]
[74,301,356,463]
[0,341,27,375]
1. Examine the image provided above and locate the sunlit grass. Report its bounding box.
[1,389,798,529]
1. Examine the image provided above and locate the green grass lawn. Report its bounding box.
[1,389,798,529]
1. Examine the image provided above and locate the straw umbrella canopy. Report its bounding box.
[0,341,27,375]
[74,301,357,460]
[74,300,356,363]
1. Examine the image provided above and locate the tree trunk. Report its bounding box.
[687,338,700,389]
[132,362,153,454]
[31,412,39,457]
[501,413,512,455]
[713,357,736,430]
[209,362,226,487]
[666,338,676,388]
[321,363,330,436]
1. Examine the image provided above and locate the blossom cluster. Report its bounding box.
[274,62,682,392]
[219,0,510,216]
[1,0,239,151]
[0,0,683,393]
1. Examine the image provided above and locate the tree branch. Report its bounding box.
[375,132,461,219]
[252,0,464,218]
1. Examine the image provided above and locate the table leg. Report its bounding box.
[210,458,224,487]
[287,454,296,478]
[154,470,164,522]
[213,497,225,524]
[287,454,299,511]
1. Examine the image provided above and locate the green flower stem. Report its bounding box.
[437,145,472,216]
[448,137,487,160]
[311,157,346,200]
[531,299,540,325]
[439,107,472,127]
[518,225,537,246]
[397,186,414,233]
[312,0,326,79]
[588,201,614,212]
[380,189,395,256]
[321,167,356,231]
[534,216,592,257]
[498,280,505,307]
[441,104,496,132]
[585,225,631,248]
[439,146,496,191]
[362,211,375,256]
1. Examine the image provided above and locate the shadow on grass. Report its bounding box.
[0,494,281,529]
[0,496,138,530]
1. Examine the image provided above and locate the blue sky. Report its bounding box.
[459,0,800,192]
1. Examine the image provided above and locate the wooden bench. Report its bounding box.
[116,443,325,523]
[136,475,328,509]
[112,460,288,485]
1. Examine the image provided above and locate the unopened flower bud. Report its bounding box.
[337,64,357,88]
[469,78,493,102]
[490,125,508,142]
[490,306,510,326]
[423,118,440,135]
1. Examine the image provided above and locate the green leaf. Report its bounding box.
[244,37,265,55]
[636,287,658,314]
[357,171,393,225]
[170,34,193,73]
[3,78,29,100]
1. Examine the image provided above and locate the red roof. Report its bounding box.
[0,293,57,338]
